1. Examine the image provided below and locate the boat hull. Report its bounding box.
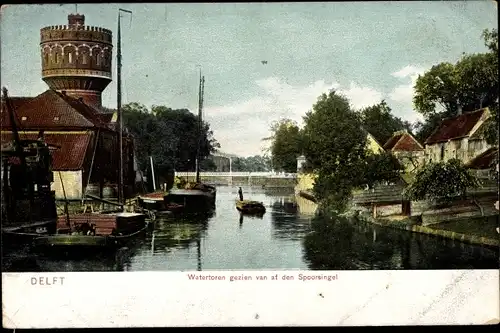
[236,200,266,216]
[137,196,166,211]
[137,196,185,216]
[33,225,148,251]
[2,219,58,248]
[166,188,216,213]
[32,212,149,253]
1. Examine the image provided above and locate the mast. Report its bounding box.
[195,71,204,183]
[117,8,132,206]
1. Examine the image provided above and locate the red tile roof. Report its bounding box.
[425,108,488,145]
[466,147,498,170]
[1,96,34,111]
[384,131,424,152]
[1,90,111,131]
[1,131,92,171]
[96,113,114,123]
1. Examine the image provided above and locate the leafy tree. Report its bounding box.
[359,100,413,145]
[361,152,403,189]
[413,29,498,145]
[152,106,220,172]
[231,157,246,172]
[269,119,303,173]
[200,158,217,171]
[403,159,481,205]
[122,103,220,188]
[302,91,368,212]
[229,155,271,172]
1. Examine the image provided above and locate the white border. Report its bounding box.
[2,269,499,327]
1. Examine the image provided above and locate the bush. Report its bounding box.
[403,159,481,204]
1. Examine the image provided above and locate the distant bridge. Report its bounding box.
[174,171,296,178]
[173,171,297,187]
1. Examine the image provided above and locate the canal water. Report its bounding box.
[2,185,499,272]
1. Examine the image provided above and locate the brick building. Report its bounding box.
[1,13,138,200]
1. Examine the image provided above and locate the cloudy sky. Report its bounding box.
[1,2,497,157]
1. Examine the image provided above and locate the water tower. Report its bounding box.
[40,13,113,109]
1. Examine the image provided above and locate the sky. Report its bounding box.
[1,2,498,157]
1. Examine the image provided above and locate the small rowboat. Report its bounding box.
[236,200,266,215]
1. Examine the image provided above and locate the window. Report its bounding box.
[21,116,27,121]
[82,53,87,65]
[96,53,100,66]
[53,116,59,121]
[68,52,72,64]
[440,145,445,161]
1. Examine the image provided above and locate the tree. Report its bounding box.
[413,29,498,145]
[122,103,220,187]
[359,100,413,145]
[360,152,403,189]
[403,159,481,205]
[152,106,220,172]
[269,119,303,173]
[200,158,217,171]
[302,91,368,212]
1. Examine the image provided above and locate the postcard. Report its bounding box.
[1,2,499,328]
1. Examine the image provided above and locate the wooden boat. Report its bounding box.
[1,87,58,247]
[167,182,216,213]
[137,191,168,211]
[135,158,185,215]
[32,212,148,251]
[236,200,266,215]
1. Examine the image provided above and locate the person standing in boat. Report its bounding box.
[238,187,243,201]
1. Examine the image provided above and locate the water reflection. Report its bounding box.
[2,186,498,271]
[303,215,499,270]
[238,213,264,229]
[270,198,312,241]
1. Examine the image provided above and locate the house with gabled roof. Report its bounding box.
[423,108,493,165]
[383,130,424,174]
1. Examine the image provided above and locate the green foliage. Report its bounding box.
[403,159,481,204]
[200,158,217,171]
[482,28,498,55]
[268,119,303,173]
[302,91,368,212]
[413,62,460,117]
[359,100,413,145]
[361,152,403,189]
[413,29,499,145]
[231,155,271,172]
[122,103,220,180]
[413,112,449,144]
